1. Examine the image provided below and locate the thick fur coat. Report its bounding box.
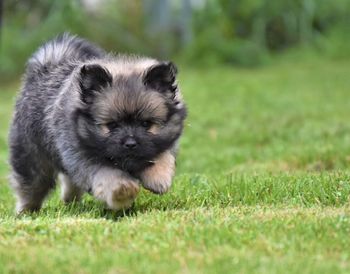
[9,34,186,213]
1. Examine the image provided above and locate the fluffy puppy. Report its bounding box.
[9,34,186,213]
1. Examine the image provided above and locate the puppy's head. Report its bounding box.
[74,58,186,175]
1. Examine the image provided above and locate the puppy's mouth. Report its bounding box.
[106,155,154,175]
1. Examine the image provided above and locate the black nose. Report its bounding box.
[123,137,137,149]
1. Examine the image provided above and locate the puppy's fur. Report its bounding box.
[9,34,186,213]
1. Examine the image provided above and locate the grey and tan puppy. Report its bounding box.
[9,34,186,213]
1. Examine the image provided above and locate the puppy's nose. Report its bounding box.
[123,137,137,149]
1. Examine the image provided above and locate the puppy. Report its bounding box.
[9,33,186,213]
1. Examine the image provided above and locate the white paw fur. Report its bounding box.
[92,168,140,210]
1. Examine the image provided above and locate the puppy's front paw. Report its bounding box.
[92,168,140,210]
[107,179,140,210]
[140,152,175,194]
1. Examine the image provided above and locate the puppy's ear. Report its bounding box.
[143,62,178,93]
[79,64,112,104]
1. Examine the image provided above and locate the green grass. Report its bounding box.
[0,57,350,273]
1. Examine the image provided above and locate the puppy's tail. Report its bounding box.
[27,33,106,69]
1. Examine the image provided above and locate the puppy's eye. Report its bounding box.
[106,121,119,130]
[141,120,152,129]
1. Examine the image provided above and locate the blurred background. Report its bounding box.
[1,2,350,271]
[1,0,349,82]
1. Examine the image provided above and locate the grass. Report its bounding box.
[0,56,350,273]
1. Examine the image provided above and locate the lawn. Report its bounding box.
[0,57,350,274]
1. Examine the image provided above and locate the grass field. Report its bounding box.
[0,57,350,274]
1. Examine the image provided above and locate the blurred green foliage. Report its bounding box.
[186,0,350,65]
[0,0,349,81]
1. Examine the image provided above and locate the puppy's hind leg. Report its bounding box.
[10,171,55,214]
[9,139,56,214]
[59,173,84,204]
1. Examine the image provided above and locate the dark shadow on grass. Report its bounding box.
[19,199,141,221]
